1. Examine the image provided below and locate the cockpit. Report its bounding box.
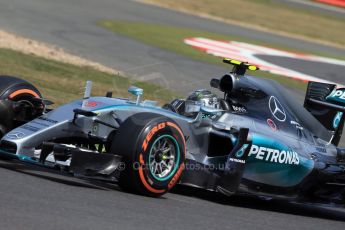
[162,89,230,119]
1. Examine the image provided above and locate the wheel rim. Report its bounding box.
[148,135,180,181]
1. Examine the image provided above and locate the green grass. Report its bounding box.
[0,49,177,106]
[99,20,309,91]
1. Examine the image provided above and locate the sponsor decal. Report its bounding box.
[37,117,58,124]
[168,163,185,189]
[142,122,166,151]
[267,118,277,131]
[235,144,249,158]
[328,89,345,100]
[6,131,25,139]
[201,114,217,119]
[85,101,98,107]
[333,111,343,129]
[228,144,249,164]
[31,121,50,127]
[184,37,345,86]
[232,105,247,113]
[326,89,345,105]
[138,154,166,194]
[229,158,245,164]
[269,96,286,122]
[22,125,40,132]
[248,144,300,165]
[290,121,303,130]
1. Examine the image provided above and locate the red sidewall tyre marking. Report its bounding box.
[8,89,40,99]
[138,154,166,194]
[137,121,185,194]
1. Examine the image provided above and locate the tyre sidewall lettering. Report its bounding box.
[137,121,185,191]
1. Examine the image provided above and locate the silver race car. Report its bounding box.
[1,59,345,205]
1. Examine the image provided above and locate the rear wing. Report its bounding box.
[304,82,345,146]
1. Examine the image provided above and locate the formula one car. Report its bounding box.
[1,58,345,204]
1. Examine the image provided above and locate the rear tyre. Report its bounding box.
[111,113,186,197]
[0,76,41,100]
[0,76,42,136]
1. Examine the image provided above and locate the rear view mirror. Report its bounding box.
[210,78,220,89]
[128,86,144,105]
[128,86,143,96]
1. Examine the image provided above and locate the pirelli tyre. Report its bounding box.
[112,113,186,197]
[0,76,42,136]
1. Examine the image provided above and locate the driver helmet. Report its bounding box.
[184,89,220,116]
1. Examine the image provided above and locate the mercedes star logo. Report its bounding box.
[6,131,25,139]
[269,96,286,122]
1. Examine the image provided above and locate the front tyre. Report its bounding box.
[111,113,186,197]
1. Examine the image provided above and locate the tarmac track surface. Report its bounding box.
[0,159,345,230]
[0,0,345,229]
